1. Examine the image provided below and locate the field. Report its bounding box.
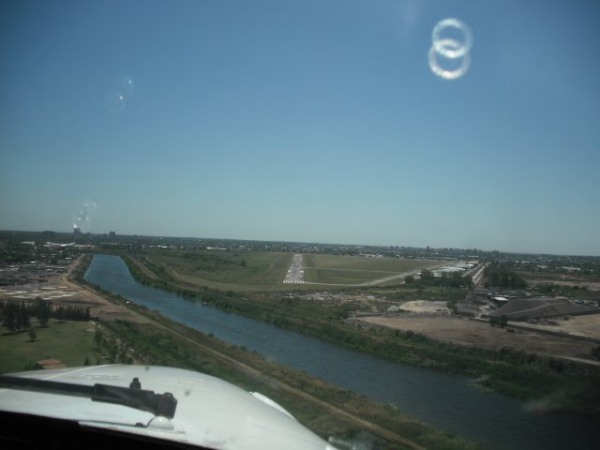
[135,251,444,290]
[303,254,443,285]
[507,313,600,341]
[141,250,292,291]
[488,297,597,320]
[358,315,599,363]
[0,320,99,373]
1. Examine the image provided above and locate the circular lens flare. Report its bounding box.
[429,43,471,80]
[429,18,473,80]
[432,18,473,59]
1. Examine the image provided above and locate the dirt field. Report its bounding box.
[359,315,599,362]
[60,276,148,323]
[525,277,600,291]
[518,314,600,340]
[0,257,146,323]
[398,300,450,314]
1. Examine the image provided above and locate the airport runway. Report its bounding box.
[283,254,304,284]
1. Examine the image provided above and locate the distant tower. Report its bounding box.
[73,225,82,238]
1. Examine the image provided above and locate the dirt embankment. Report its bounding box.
[359,315,599,363]
[521,272,600,291]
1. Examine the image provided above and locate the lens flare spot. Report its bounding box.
[429,18,473,80]
[72,201,98,233]
[105,76,135,113]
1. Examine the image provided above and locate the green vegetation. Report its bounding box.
[378,285,469,303]
[1,299,89,334]
[483,263,527,289]
[303,254,441,285]
[0,320,100,373]
[305,254,441,272]
[303,268,386,284]
[405,269,474,288]
[120,254,600,419]
[95,313,481,450]
[535,283,600,301]
[134,250,443,289]
[489,315,508,327]
[6,241,600,446]
[68,259,480,449]
[136,250,292,291]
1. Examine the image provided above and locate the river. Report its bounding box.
[85,254,599,450]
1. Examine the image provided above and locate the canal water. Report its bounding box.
[85,254,599,450]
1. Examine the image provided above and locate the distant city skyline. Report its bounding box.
[3,226,597,258]
[2,1,599,256]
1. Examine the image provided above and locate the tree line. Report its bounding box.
[483,263,527,289]
[0,298,91,333]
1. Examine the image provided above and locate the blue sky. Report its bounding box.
[1,0,599,255]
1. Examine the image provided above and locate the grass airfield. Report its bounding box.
[137,250,443,291]
[303,254,442,285]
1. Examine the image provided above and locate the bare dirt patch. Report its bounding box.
[359,315,597,361]
[59,277,148,323]
[0,257,147,324]
[399,300,449,314]
[60,256,148,323]
[525,277,600,292]
[518,314,600,340]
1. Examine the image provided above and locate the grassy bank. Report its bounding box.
[98,317,481,450]
[136,250,292,291]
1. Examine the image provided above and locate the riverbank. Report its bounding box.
[122,253,600,420]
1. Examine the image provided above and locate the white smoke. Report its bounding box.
[72,201,98,233]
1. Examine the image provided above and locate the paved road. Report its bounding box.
[466,263,488,286]
[283,254,305,284]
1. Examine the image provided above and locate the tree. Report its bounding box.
[2,303,18,333]
[28,327,37,342]
[463,275,474,288]
[420,269,434,281]
[16,302,31,330]
[484,263,527,289]
[55,306,65,322]
[499,315,508,328]
[94,330,103,348]
[489,315,508,327]
[34,298,51,327]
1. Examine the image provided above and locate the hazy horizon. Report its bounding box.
[3,226,599,258]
